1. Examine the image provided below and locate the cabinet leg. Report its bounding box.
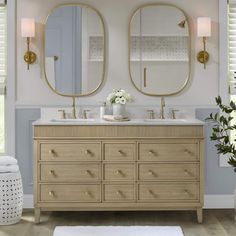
[197,208,203,223]
[35,208,41,224]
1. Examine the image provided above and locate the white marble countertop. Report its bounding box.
[33,118,205,126]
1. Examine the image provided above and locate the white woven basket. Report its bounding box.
[0,171,23,225]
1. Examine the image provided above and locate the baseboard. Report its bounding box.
[23,194,235,209]
[204,194,234,209]
[23,194,34,209]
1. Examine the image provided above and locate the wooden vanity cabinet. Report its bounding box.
[33,125,204,223]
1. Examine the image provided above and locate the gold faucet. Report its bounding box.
[72,97,77,119]
[160,97,165,119]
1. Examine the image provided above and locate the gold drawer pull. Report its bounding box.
[148,189,158,198]
[184,189,193,197]
[85,149,91,155]
[148,170,155,176]
[184,149,193,156]
[49,170,55,176]
[148,150,155,155]
[118,150,124,155]
[48,191,55,197]
[84,191,93,198]
[85,170,93,177]
[184,169,192,176]
[116,190,125,198]
[48,149,55,155]
[116,170,123,175]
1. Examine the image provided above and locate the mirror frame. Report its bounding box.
[128,3,191,97]
[43,3,106,97]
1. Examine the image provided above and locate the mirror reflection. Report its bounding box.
[129,4,190,96]
[44,5,105,96]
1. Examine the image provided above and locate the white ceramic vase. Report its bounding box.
[113,103,126,117]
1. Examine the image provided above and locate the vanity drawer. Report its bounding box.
[138,183,199,201]
[40,164,101,182]
[138,143,198,162]
[40,143,101,161]
[40,184,101,202]
[138,163,199,181]
[103,163,135,181]
[103,143,135,161]
[103,184,135,202]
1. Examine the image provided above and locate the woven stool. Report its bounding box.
[0,171,23,225]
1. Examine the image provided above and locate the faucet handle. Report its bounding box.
[147,109,155,119]
[82,109,90,119]
[58,109,66,119]
[171,109,179,119]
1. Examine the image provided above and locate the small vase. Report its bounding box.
[112,104,126,117]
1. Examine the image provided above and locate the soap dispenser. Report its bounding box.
[100,102,107,119]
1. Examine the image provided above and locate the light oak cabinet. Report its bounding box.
[33,124,204,223]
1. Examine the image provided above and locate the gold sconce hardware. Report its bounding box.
[178,19,186,28]
[21,18,37,70]
[197,17,211,69]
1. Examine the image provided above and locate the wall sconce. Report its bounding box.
[21,18,37,70]
[197,17,211,69]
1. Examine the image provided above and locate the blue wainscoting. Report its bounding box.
[196,108,236,194]
[16,108,40,194]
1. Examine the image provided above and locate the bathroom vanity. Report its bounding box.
[33,119,204,223]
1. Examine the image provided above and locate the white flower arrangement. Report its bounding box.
[107,89,132,105]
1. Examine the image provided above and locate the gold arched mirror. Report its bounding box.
[44,4,105,97]
[129,4,190,96]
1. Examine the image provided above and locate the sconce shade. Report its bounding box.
[197,17,211,37]
[21,18,35,38]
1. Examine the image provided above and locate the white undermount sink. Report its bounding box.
[51,118,95,122]
[143,118,188,123]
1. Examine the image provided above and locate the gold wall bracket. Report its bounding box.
[24,37,37,70]
[197,37,209,69]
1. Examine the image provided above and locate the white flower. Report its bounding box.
[115,97,121,104]
[106,89,133,104]
[120,97,126,104]
[116,91,123,97]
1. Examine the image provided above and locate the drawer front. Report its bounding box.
[103,164,135,181]
[138,183,199,201]
[138,163,199,181]
[103,184,135,202]
[138,143,198,162]
[40,164,101,182]
[104,143,135,161]
[40,143,101,161]
[40,184,101,202]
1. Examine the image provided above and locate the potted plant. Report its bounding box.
[107,89,132,116]
[206,96,236,218]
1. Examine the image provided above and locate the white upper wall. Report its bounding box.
[16,0,219,106]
